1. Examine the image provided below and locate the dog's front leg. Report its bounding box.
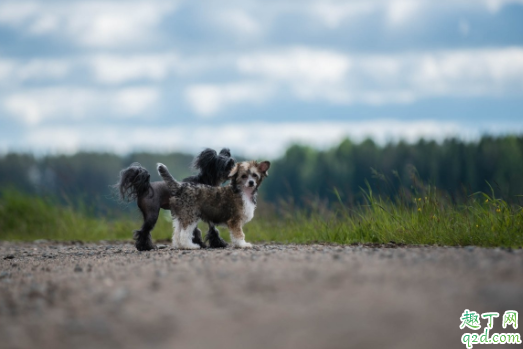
[228,222,252,248]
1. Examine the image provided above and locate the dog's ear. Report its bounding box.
[258,161,270,176]
[228,163,239,178]
[219,148,231,157]
[193,148,218,170]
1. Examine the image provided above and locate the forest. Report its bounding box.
[0,135,522,218]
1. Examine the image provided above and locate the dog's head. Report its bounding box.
[228,160,270,191]
[192,148,235,186]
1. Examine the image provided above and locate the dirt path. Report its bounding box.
[0,241,522,349]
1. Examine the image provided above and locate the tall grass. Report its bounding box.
[1,189,522,247]
[0,190,172,241]
[245,185,523,247]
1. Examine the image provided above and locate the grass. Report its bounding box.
[0,191,169,241]
[1,189,522,247]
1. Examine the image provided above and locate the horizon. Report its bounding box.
[1,132,520,160]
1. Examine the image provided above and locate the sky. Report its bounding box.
[0,0,522,158]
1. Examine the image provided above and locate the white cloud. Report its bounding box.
[0,58,71,84]
[89,54,177,84]
[0,2,39,26]
[308,1,376,28]
[234,47,523,106]
[7,119,518,158]
[306,0,420,28]
[236,47,351,104]
[238,47,351,83]
[484,0,523,12]
[406,48,523,96]
[215,9,262,37]
[185,82,273,117]
[2,47,522,117]
[114,87,160,116]
[2,86,159,125]
[306,0,523,29]
[386,0,419,26]
[0,1,178,48]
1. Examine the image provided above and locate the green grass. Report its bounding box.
[245,188,523,247]
[1,189,522,247]
[0,191,171,241]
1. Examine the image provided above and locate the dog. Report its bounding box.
[157,160,270,249]
[115,148,235,251]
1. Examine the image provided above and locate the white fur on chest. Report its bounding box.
[241,192,256,223]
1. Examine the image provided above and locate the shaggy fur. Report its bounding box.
[115,148,234,251]
[157,160,270,249]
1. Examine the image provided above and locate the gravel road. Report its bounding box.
[1,241,522,349]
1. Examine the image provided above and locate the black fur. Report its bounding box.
[183,148,234,186]
[204,225,228,248]
[114,148,234,251]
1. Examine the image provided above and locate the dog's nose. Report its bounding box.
[248,180,255,187]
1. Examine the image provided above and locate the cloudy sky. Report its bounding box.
[0,0,522,157]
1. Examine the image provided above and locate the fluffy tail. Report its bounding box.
[114,163,152,202]
[157,163,180,189]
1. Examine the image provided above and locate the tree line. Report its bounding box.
[263,136,523,207]
[1,135,522,216]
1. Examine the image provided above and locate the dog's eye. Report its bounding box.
[241,174,248,179]
[252,173,258,178]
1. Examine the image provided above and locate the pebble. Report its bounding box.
[110,288,129,303]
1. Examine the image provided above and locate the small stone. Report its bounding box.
[74,264,83,272]
[0,271,9,279]
[3,254,15,260]
[110,288,129,303]
[157,244,167,250]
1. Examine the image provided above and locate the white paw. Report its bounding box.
[180,242,201,250]
[234,240,252,249]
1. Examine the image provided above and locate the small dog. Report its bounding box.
[115,148,235,251]
[157,160,270,249]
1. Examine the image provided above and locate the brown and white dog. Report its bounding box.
[157,160,270,249]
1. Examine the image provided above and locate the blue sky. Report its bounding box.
[0,0,522,158]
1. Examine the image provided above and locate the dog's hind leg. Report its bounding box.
[134,196,159,251]
[192,227,207,248]
[205,224,228,248]
[179,221,201,249]
[133,213,157,251]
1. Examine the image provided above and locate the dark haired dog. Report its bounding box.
[157,160,270,249]
[115,148,235,251]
